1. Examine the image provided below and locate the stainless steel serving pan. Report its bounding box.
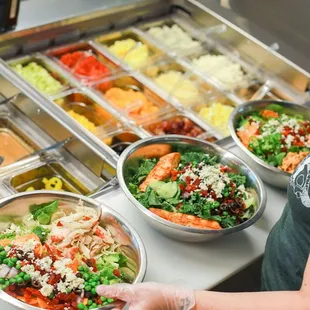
[117,135,266,242]
[228,100,310,189]
[0,191,147,310]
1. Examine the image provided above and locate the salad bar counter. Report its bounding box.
[0,0,309,309]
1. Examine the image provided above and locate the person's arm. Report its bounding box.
[194,255,310,310]
[97,255,310,310]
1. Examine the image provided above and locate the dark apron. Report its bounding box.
[261,155,310,291]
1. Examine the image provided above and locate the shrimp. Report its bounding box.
[139,152,181,192]
[237,122,259,147]
[150,208,222,230]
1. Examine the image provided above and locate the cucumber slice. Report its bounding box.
[149,181,178,199]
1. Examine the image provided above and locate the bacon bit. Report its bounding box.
[113,269,121,277]
[56,221,63,227]
[281,147,288,152]
[83,216,91,221]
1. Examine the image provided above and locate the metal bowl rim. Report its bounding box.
[0,190,147,310]
[117,135,267,235]
[228,99,310,177]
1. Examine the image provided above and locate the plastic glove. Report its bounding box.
[96,282,195,310]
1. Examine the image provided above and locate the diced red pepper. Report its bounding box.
[113,269,121,277]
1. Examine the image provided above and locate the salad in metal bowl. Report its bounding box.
[0,198,139,310]
[127,149,257,229]
[236,103,310,173]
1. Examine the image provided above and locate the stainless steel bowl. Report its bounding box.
[0,191,147,310]
[228,100,310,189]
[117,135,267,242]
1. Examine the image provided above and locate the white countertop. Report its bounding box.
[0,146,288,309]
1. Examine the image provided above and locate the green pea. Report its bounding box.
[100,296,106,302]
[7,244,12,248]
[224,192,229,197]
[0,278,5,284]
[16,263,21,270]
[83,274,90,280]
[9,278,15,284]
[19,272,25,278]
[0,246,4,252]
[66,288,72,294]
[0,251,7,258]
[4,281,9,286]
[84,285,91,292]
[11,257,18,263]
[48,293,55,299]
[91,288,97,295]
[93,275,100,281]
[17,277,23,284]
[77,303,85,309]
[8,261,14,268]
[78,266,84,272]
[87,300,93,306]
[23,274,31,281]
[92,303,97,308]
[3,258,8,265]
[102,301,109,306]
[90,281,97,287]
[107,298,114,303]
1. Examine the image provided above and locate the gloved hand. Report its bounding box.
[96,282,196,310]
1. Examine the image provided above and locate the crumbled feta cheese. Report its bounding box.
[285,134,294,148]
[36,257,53,272]
[1,223,22,235]
[40,284,54,297]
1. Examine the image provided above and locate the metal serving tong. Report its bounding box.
[87,176,119,198]
[18,137,73,162]
[0,156,4,166]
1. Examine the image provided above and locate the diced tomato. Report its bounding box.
[293,138,304,147]
[185,176,191,184]
[201,190,208,197]
[57,221,63,227]
[83,216,91,221]
[298,128,306,136]
[193,178,200,186]
[113,269,121,277]
[179,184,185,192]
